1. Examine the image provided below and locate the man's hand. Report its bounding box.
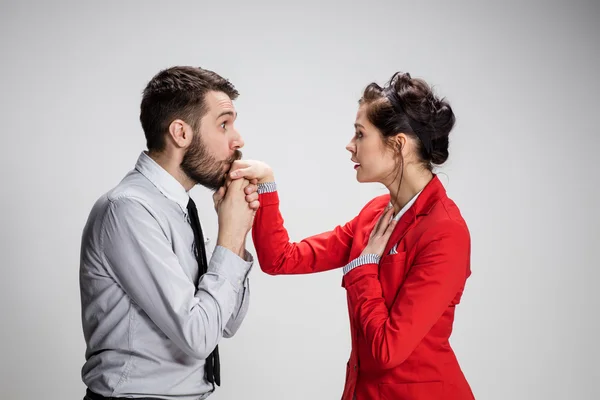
[229,160,274,183]
[216,178,258,257]
[213,178,259,213]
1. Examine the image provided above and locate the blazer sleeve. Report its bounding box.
[251,190,374,275]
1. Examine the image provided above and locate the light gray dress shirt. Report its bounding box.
[79,151,252,399]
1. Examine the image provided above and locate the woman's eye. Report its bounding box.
[221,122,226,130]
[356,132,363,139]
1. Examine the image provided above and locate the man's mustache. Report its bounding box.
[229,150,242,164]
[224,150,242,168]
[217,150,243,191]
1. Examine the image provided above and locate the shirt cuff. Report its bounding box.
[242,249,254,263]
[208,245,253,291]
[257,182,277,194]
[342,254,381,275]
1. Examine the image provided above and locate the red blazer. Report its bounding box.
[252,176,474,400]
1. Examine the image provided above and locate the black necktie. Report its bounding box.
[187,198,221,386]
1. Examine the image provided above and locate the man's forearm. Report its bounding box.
[216,232,245,257]
[239,237,247,259]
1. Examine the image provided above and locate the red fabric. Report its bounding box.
[252,176,474,399]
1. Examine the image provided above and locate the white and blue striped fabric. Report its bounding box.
[257,181,277,194]
[342,253,382,275]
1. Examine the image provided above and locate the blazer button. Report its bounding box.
[353,364,357,371]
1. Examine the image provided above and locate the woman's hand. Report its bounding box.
[229,160,274,183]
[361,206,397,257]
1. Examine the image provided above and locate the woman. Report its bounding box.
[224,72,474,399]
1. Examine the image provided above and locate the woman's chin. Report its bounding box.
[356,171,370,183]
[356,173,381,185]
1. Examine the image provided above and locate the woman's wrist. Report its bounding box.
[258,173,275,184]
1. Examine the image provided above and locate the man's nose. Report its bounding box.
[232,129,244,149]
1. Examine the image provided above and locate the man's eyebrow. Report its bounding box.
[217,110,237,119]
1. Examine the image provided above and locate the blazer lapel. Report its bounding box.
[383,207,417,256]
[383,175,447,255]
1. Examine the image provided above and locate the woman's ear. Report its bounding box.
[395,133,408,154]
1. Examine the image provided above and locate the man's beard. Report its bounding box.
[180,133,242,191]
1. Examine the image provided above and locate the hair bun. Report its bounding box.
[360,71,456,168]
[432,102,454,138]
[391,72,418,101]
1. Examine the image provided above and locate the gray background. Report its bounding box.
[1,0,598,399]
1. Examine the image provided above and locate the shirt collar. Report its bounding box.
[390,189,423,222]
[134,151,190,215]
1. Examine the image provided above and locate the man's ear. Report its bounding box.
[167,119,192,148]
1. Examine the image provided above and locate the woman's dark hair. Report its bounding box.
[359,72,455,171]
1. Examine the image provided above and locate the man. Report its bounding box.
[79,66,260,400]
